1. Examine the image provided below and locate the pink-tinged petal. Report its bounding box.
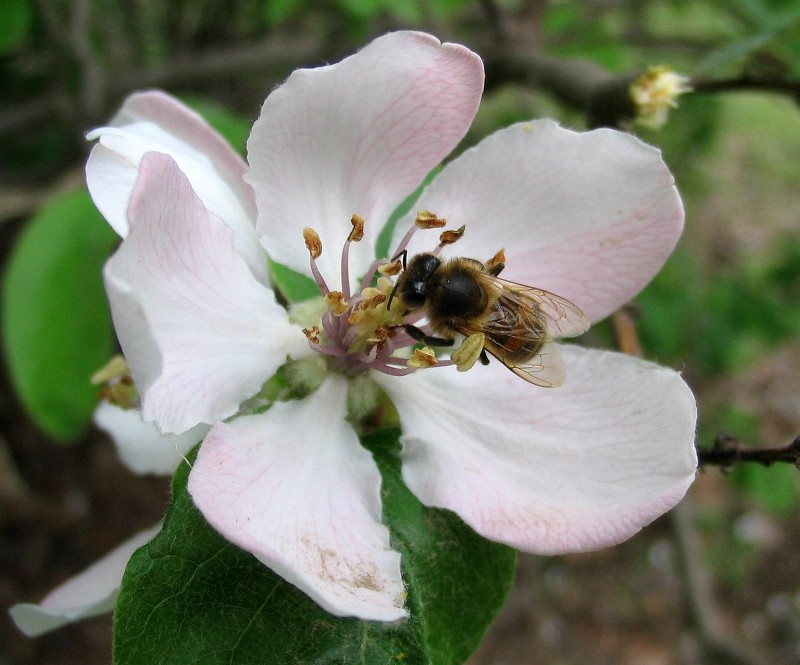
[104,152,308,434]
[188,375,406,621]
[247,31,484,287]
[10,524,161,636]
[374,345,697,554]
[393,120,684,323]
[94,402,208,475]
[86,91,265,280]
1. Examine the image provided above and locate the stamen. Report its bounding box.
[303,227,330,294]
[341,214,365,299]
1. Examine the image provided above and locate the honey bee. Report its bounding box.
[389,252,590,387]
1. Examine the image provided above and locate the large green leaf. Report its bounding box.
[2,189,118,440]
[114,429,516,664]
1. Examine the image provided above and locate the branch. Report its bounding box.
[693,75,800,99]
[698,434,800,470]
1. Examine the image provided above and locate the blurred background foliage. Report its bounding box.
[1,1,800,664]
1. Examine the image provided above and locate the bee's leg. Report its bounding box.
[404,325,454,347]
[479,349,490,365]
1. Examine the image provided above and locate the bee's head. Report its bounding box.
[394,253,440,310]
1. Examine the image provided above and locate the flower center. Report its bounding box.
[298,211,465,378]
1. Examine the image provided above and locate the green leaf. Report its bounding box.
[114,429,516,665]
[269,258,320,303]
[0,0,32,55]
[1,189,118,440]
[264,0,307,25]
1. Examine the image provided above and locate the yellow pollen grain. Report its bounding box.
[407,347,438,368]
[303,227,322,259]
[415,210,446,229]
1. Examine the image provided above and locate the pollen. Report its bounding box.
[407,346,438,368]
[451,332,486,372]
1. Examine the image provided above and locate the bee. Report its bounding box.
[389,252,590,387]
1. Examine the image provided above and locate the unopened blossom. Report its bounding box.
[12,31,697,635]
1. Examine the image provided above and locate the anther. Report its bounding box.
[302,326,321,344]
[407,346,438,368]
[303,228,322,259]
[415,210,447,229]
[348,214,365,242]
[378,260,403,276]
[439,224,465,246]
[485,248,506,275]
[91,354,129,384]
[324,291,348,316]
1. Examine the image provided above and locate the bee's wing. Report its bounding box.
[483,339,566,388]
[482,277,590,339]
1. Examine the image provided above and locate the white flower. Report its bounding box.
[12,31,696,635]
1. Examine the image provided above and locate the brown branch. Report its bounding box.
[482,47,637,128]
[693,75,800,99]
[698,434,800,470]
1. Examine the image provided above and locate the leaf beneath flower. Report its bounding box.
[113,429,516,665]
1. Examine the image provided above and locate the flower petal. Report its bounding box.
[393,120,684,323]
[94,402,208,475]
[247,31,484,287]
[10,524,161,637]
[188,374,406,621]
[104,152,307,434]
[86,90,266,281]
[375,346,697,554]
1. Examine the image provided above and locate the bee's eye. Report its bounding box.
[401,281,427,309]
